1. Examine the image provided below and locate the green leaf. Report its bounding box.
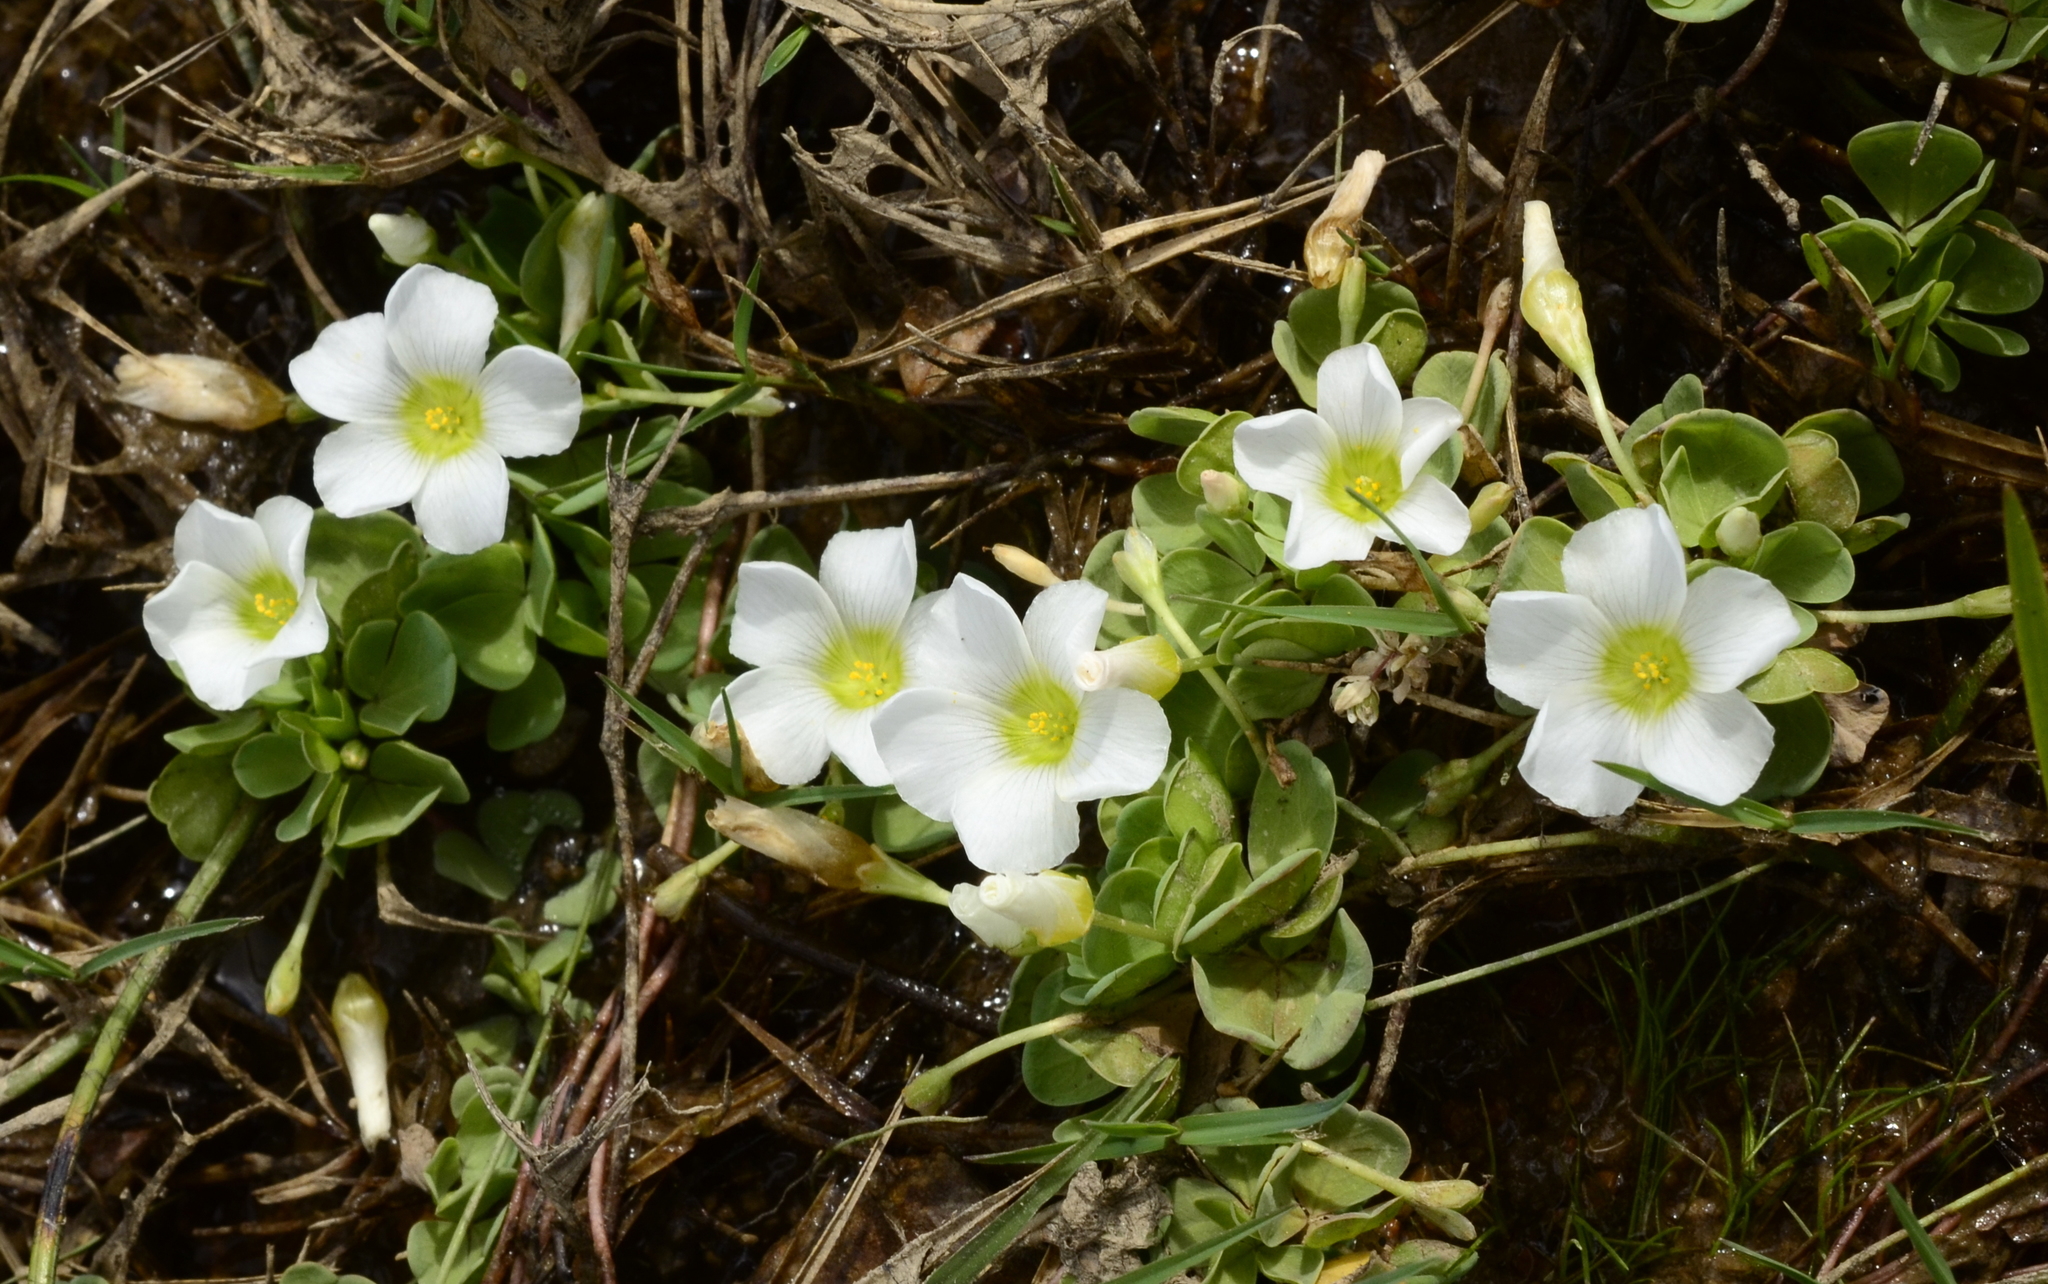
[925,1130,1113,1284]
[0,172,100,198]
[1937,312,2029,357]
[1250,741,1336,875]
[605,679,738,795]
[1177,595,1461,638]
[77,917,260,978]
[1647,0,1759,21]
[1547,451,1631,521]
[349,611,458,737]
[543,858,617,927]
[520,196,578,329]
[1177,411,1249,498]
[1783,429,1862,532]
[479,789,583,868]
[1848,122,1983,232]
[1953,213,2044,316]
[1905,0,2015,73]
[759,21,810,82]
[435,831,521,901]
[370,739,469,804]
[1741,647,1861,704]
[1657,410,1790,546]
[1497,516,1572,594]
[334,780,441,849]
[1751,521,1855,603]
[1362,308,1428,388]
[869,796,956,852]
[487,656,566,751]
[1164,744,1236,846]
[1097,1210,1293,1284]
[2007,488,2048,789]
[1803,219,1906,301]
[1787,410,1903,513]
[164,707,266,756]
[1783,809,1985,837]
[1132,473,1212,553]
[1748,694,1834,801]
[1412,350,1510,450]
[1286,910,1373,1070]
[150,752,247,859]
[1290,1106,1413,1211]
[0,935,74,979]
[308,510,422,621]
[1130,406,1219,447]
[277,772,341,844]
[233,733,315,799]
[400,545,535,690]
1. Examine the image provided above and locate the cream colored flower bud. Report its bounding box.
[1468,481,1512,533]
[1715,507,1762,560]
[694,718,776,793]
[113,354,286,430]
[1520,201,1596,382]
[1304,151,1386,289]
[557,191,610,351]
[1075,635,1180,699]
[1331,674,1380,728]
[1200,469,1249,517]
[991,543,1063,588]
[333,973,391,1146]
[1112,528,1163,601]
[706,797,884,891]
[950,871,1094,953]
[368,211,436,266]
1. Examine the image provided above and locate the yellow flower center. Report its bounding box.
[819,632,904,710]
[1002,673,1081,767]
[422,405,464,434]
[237,568,300,641]
[1602,625,1692,716]
[400,375,484,460]
[1324,443,1405,520]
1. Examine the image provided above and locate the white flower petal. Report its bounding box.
[383,264,495,381]
[260,586,331,661]
[1561,504,1686,628]
[730,561,843,669]
[1059,686,1170,800]
[1024,580,1108,686]
[313,421,431,517]
[721,665,837,785]
[412,448,509,554]
[1281,493,1377,567]
[145,565,276,712]
[1518,687,1645,817]
[1236,409,1340,505]
[253,496,316,586]
[476,345,582,458]
[871,687,1010,823]
[1678,566,1802,693]
[817,522,917,637]
[952,882,1026,951]
[1486,591,1608,708]
[1315,343,1403,451]
[1640,689,1776,805]
[912,575,1035,698]
[1396,396,1464,483]
[952,764,1078,874]
[823,704,893,786]
[172,501,270,581]
[1384,474,1472,556]
[143,561,240,661]
[287,313,409,424]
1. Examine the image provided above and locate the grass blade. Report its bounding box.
[759,23,811,84]
[1095,1208,1291,1284]
[77,917,260,978]
[1884,1183,1958,1284]
[2004,486,2048,786]
[1173,596,1462,637]
[1344,486,1474,634]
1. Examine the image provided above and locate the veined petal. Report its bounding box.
[1383,474,1471,556]
[313,421,431,517]
[476,345,581,458]
[730,562,843,669]
[817,522,917,637]
[383,265,494,381]
[260,586,331,661]
[252,496,316,586]
[1023,580,1109,688]
[412,448,509,554]
[1236,409,1341,504]
[1486,591,1607,708]
[1281,493,1378,568]
[172,500,271,581]
[146,564,278,712]
[913,575,1035,698]
[1519,687,1645,817]
[1396,396,1463,483]
[951,764,1078,874]
[1059,686,1170,800]
[1678,566,1801,693]
[823,704,892,786]
[871,687,1011,823]
[951,882,1026,951]
[721,665,836,785]
[1315,343,1403,452]
[1640,689,1775,805]
[288,313,409,424]
[1561,503,1686,628]
[143,562,241,661]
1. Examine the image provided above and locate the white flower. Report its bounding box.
[289,264,582,555]
[1235,342,1469,568]
[368,211,436,266]
[143,497,329,712]
[112,353,285,430]
[720,522,928,786]
[873,578,1170,874]
[950,871,1095,953]
[332,973,391,1146]
[1486,505,1801,817]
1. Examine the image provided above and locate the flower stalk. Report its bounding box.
[264,858,336,1015]
[901,1011,1094,1113]
[1815,586,2012,624]
[1113,530,1261,752]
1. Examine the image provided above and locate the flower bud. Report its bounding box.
[1520,201,1596,382]
[1200,469,1249,517]
[694,716,776,793]
[1331,674,1380,728]
[1958,585,2013,618]
[333,973,391,1146]
[1304,151,1386,289]
[113,354,286,431]
[463,136,517,169]
[1715,507,1762,560]
[1111,529,1163,602]
[707,797,882,890]
[339,739,370,771]
[557,191,610,351]
[950,871,1094,953]
[368,211,436,266]
[991,544,1063,588]
[1075,635,1180,699]
[650,840,740,920]
[1467,481,1512,533]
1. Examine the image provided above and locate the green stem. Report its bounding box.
[29,795,263,1284]
[1816,591,2011,625]
[1091,913,1170,943]
[1360,860,1773,1013]
[1927,623,2015,750]
[264,858,335,1016]
[0,1026,95,1109]
[1397,828,1610,871]
[902,1012,1094,1113]
[1142,592,1261,753]
[1582,371,1652,504]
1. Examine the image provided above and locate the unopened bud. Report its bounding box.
[950,871,1094,953]
[114,354,286,431]
[1447,585,1488,626]
[463,136,517,169]
[1520,201,1596,382]
[705,798,948,906]
[1304,151,1386,289]
[1957,585,2013,618]
[1111,529,1163,601]
[1200,469,1249,517]
[368,211,436,266]
[991,544,1063,588]
[694,717,776,793]
[1468,481,1512,533]
[1331,675,1380,728]
[1715,507,1762,560]
[1075,635,1180,699]
[333,973,391,1146]
[557,192,610,352]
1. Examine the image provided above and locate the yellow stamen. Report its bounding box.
[1024,709,1075,744]
[1631,652,1672,690]
[422,405,464,434]
[1351,474,1384,504]
[252,591,296,621]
